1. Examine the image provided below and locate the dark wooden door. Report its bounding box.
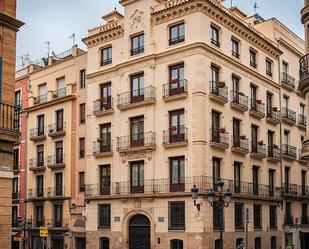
[130,161,144,194]
[99,123,111,152]
[169,110,185,143]
[170,156,185,192]
[55,173,63,196]
[131,74,144,103]
[130,116,144,147]
[56,109,64,131]
[129,215,150,249]
[212,111,220,142]
[100,165,110,195]
[100,83,112,110]
[169,64,184,96]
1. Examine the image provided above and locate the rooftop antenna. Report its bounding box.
[44,41,50,58]
[254,2,259,14]
[68,33,76,46]
[230,0,233,7]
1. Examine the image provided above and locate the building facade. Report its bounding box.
[0,0,23,248]
[24,46,87,249]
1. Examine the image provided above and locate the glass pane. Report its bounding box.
[140,35,144,47]
[172,163,178,183]
[139,165,144,186]
[132,166,138,186]
[171,26,177,40]
[179,24,184,37]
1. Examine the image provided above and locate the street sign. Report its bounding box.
[40,227,48,237]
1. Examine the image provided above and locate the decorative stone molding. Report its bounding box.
[130,10,145,33]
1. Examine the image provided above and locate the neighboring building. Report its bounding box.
[0,0,23,248]
[12,66,30,249]
[81,1,307,249]
[24,46,87,249]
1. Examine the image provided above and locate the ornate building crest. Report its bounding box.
[130,10,145,33]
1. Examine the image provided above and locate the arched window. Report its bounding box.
[236,238,243,247]
[170,239,183,249]
[100,237,109,249]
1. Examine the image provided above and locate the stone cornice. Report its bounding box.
[86,42,280,90]
[276,38,303,58]
[151,0,282,59]
[0,12,24,32]
[82,22,124,48]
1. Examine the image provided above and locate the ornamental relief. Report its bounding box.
[130,10,145,33]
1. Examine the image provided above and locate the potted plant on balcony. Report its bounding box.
[273,144,278,149]
[240,135,246,140]
[218,81,225,88]
[258,140,264,145]
[219,127,226,133]
[272,107,278,112]
[170,78,178,84]
[256,99,262,104]
[169,126,177,131]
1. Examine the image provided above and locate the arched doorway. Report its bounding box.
[129,214,150,249]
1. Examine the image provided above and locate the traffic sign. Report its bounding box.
[40,227,48,237]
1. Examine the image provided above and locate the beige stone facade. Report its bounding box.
[81,1,308,249]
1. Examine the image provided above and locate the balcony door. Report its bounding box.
[55,141,63,164]
[212,111,220,143]
[169,64,184,96]
[251,125,258,152]
[269,170,275,197]
[130,161,144,194]
[100,165,111,195]
[57,77,65,97]
[35,205,44,227]
[36,175,44,197]
[267,93,273,114]
[234,162,241,193]
[170,156,185,192]
[130,116,144,147]
[37,145,44,167]
[37,114,45,136]
[268,131,274,155]
[213,157,221,190]
[100,83,112,110]
[99,123,111,152]
[285,167,290,193]
[169,109,185,143]
[232,77,239,102]
[39,84,46,97]
[53,204,63,227]
[131,74,144,103]
[251,85,257,109]
[302,171,307,195]
[55,109,64,132]
[253,166,259,195]
[55,173,63,196]
[233,119,240,147]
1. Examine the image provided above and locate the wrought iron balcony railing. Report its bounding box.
[169,35,185,46]
[282,144,297,159]
[266,107,280,123]
[210,81,228,102]
[116,132,156,151]
[298,114,307,127]
[250,99,265,117]
[0,102,20,132]
[281,72,295,89]
[300,53,309,81]
[230,90,248,110]
[281,183,309,197]
[162,80,187,98]
[117,86,156,109]
[44,218,69,228]
[251,141,266,157]
[93,97,113,114]
[100,58,112,66]
[131,46,144,56]
[46,187,65,198]
[281,107,296,123]
[267,146,281,160]
[28,188,45,199]
[210,128,229,147]
[162,126,188,145]
[30,127,46,140]
[47,154,65,167]
[52,87,67,99]
[48,122,66,136]
[232,135,249,152]
[93,140,113,155]
[29,158,46,169]
[34,94,47,105]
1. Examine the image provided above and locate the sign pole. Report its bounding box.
[245,208,250,248]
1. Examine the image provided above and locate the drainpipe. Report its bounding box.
[23,109,28,249]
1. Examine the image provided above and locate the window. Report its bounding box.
[269,169,275,197]
[213,200,224,230]
[233,118,240,147]
[130,73,144,103]
[53,203,63,227]
[37,114,45,136]
[15,90,21,108]
[271,236,276,249]
[169,202,185,230]
[253,166,259,195]
[79,103,85,124]
[37,145,44,166]
[80,69,86,88]
[13,148,19,171]
[79,172,85,192]
[266,92,273,116]
[55,141,63,164]
[269,205,277,229]
[214,240,221,249]
[130,116,144,146]
[170,156,185,192]
[282,61,288,74]
[76,238,86,249]
[98,204,111,229]
[211,65,219,82]
[250,50,257,68]
[99,123,112,152]
[169,109,185,143]
[234,162,241,193]
[12,206,18,227]
[79,138,85,158]
[169,22,185,45]
[255,237,261,249]
[101,46,112,66]
[100,237,110,249]
[213,157,221,190]
[266,59,272,77]
[251,125,258,153]
[38,83,47,103]
[302,203,308,224]
[211,111,220,142]
[211,25,220,47]
[169,63,185,96]
[55,172,63,196]
[231,39,239,58]
[284,130,290,145]
[235,203,244,229]
[99,82,112,110]
[36,175,44,197]
[130,161,144,193]
[35,204,44,227]
[12,177,18,199]
[283,95,289,108]
[100,165,111,195]
[55,109,64,132]
[253,204,262,229]
[131,33,144,56]
[56,77,66,98]
[170,239,183,249]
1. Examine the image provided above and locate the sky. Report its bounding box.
[16,0,304,68]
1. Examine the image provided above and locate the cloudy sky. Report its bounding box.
[16,0,304,67]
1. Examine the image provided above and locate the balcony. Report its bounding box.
[299,53,309,92]
[47,155,65,169]
[231,135,249,154]
[52,88,67,99]
[100,58,112,66]
[27,188,45,200]
[29,127,46,141]
[48,123,66,137]
[27,218,46,228]
[93,97,113,116]
[266,107,281,125]
[267,146,281,162]
[85,176,281,200]
[281,183,309,198]
[210,128,229,149]
[281,107,296,124]
[209,81,228,104]
[92,140,113,157]
[131,46,144,56]
[162,80,188,101]
[162,126,188,147]
[282,144,297,160]
[250,99,265,119]
[117,86,156,110]
[250,141,266,159]
[45,218,69,229]
[0,102,20,132]
[298,114,307,129]
[29,158,46,172]
[116,132,156,152]
[46,187,65,200]
[281,72,295,90]
[298,149,307,164]
[34,94,47,105]
[230,91,248,112]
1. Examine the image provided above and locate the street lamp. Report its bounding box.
[191,185,200,211]
[206,179,232,249]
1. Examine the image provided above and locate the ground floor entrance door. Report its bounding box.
[129,214,150,249]
[301,232,309,249]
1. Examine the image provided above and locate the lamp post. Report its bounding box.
[206,179,232,249]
